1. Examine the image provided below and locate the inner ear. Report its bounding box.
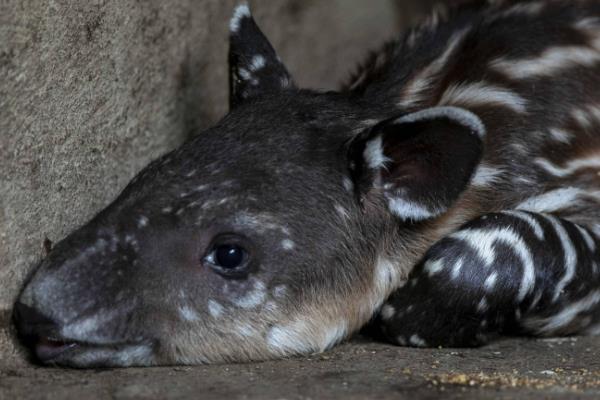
[351,107,485,221]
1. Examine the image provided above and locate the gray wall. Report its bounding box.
[0,0,440,364]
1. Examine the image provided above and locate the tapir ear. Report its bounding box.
[228,3,295,109]
[349,107,485,222]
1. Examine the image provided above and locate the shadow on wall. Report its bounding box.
[0,0,449,366]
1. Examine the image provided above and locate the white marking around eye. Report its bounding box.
[439,81,528,114]
[451,227,535,301]
[544,215,577,303]
[229,3,250,33]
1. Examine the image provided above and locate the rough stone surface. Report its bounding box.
[1,0,405,364]
[1,337,599,399]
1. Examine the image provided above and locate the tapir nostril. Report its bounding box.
[13,301,59,339]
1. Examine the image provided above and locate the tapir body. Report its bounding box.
[14,0,600,367]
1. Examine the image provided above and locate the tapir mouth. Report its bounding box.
[34,336,80,363]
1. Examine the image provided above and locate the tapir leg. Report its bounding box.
[374,211,600,347]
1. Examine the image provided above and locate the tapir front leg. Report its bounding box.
[375,211,600,348]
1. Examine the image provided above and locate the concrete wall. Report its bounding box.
[0,0,441,364]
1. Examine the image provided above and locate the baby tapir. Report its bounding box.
[13,0,600,367]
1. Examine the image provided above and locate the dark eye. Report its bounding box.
[204,236,252,277]
[214,244,246,269]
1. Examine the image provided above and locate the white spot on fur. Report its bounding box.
[208,299,224,318]
[409,334,427,347]
[364,136,390,169]
[477,297,489,313]
[380,304,395,320]
[334,204,350,220]
[137,216,149,228]
[398,106,486,139]
[424,259,445,277]
[273,285,287,298]
[548,128,573,144]
[342,176,354,192]
[250,55,266,71]
[281,239,295,250]
[451,257,464,280]
[234,280,267,309]
[451,227,535,301]
[229,3,250,33]
[571,104,600,129]
[544,215,577,303]
[439,81,528,114]
[484,272,498,292]
[179,305,200,322]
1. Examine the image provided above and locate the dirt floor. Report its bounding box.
[1,336,599,400]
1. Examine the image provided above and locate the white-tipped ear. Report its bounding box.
[228,3,295,109]
[351,106,485,222]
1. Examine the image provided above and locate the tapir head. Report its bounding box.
[14,4,485,367]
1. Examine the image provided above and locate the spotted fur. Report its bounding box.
[13,0,600,367]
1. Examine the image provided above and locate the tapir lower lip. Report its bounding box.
[34,337,80,363]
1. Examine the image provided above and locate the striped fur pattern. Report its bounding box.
[376,211,600,347]
[13,0,600,367]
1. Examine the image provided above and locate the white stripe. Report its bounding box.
[439,81,528,114]
[490,46,600,80]
[451,257,464,280]
[548,128,573,144]
[576,225,596,253]
[451,227,535,301]
[501,210,545,240]
[516,187,585,213]
[229,3,251,33]
[534,155,600,178]
[398,29,469,107]
[364,136,391,170]
[528,290,600,333]
[544,215,577,303]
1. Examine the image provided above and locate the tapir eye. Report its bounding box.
[204,235,251,276]
[215,244,245,268]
